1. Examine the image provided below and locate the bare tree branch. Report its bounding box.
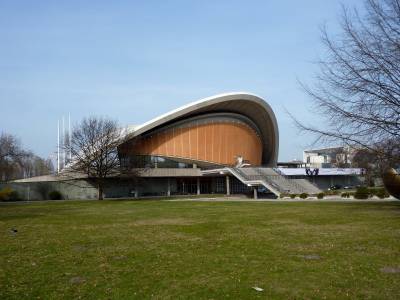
[294,0,400,167]
[63,116,140,200]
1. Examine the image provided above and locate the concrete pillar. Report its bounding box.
[253,187,258,199]
[27,185,30,201]
[226,175,230,196]
[167,178,171,197]
[134,182,139,198]
[197,177,200,195]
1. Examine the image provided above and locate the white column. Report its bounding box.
[167,178,171,197]
[197,177,200,195]
[62,116,65,168]
[226,175,230,196]
[27,185,30,201]
[68,113,72,161]
[57,120,60,174]
[253,187,258,199]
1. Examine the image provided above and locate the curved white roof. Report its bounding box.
[121,92,279,166]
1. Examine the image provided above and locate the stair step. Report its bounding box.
[231,167,321,195]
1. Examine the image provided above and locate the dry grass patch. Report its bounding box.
[133,217,200,226]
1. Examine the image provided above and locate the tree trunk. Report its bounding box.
[98,183,104,200]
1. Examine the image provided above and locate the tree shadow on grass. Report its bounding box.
[0,213,46,221]
[0,205,83,221]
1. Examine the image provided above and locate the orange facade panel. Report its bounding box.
[128,122,262,166]
[198,124,206,161]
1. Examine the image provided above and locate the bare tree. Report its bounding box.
[295,0,400,168]
[0,133,26,161]
[0,133,28,181]
[352,148,381,186]
[20,155,54,178]
[0,132,56,182]
[67,117,123,200]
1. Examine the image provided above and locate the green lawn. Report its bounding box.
[1,200,400,299]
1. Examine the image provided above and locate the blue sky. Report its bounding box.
[0,0,363,162]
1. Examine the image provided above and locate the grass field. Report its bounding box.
[1,199,400,299]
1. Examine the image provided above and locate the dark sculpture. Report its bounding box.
[306,168,319,176]
[382,168,400,200]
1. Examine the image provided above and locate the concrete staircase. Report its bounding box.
[231,167,281,195]
[291,178,321,194]
[229,167,321,196]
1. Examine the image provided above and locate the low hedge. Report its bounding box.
[290,194,297,199]
[341,192,351,198]
[299,193,308,199]
[351,187,390,199]
[317,192,324,199]
[0,187,21,201]
[48,190,62,200]
[369,188,390,198]
[354,187,370,199]
[324,190,340,196]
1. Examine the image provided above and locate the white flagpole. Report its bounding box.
[57,120,60,174]
[62,116,65,168]
[69,113,72,161]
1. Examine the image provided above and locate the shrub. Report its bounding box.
[299,193,308,199]
[354,187,370,199]
[280,193,289,198]
[375,189,390,199]
[0,187,21,201]
[9,190,20,201]
[317,192,324,199]
[0,187,12,201]
[48,190,62,200]
[325,190,340,196]
[290,194,297,199]
[341,192,351,198]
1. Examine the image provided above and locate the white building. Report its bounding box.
[303,146,353,168]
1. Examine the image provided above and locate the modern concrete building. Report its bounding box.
[303,146,354,168]
[118,92,279,168]
[113,92,283,198]
[8,93,362,200]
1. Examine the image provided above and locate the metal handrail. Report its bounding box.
[229,167,322,195]
[228,168,281,195]
[255,168,306,193]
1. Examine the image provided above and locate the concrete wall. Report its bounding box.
[1,177,213,200]
[0,180,98,200]
[1,174,365,201]
[308,176,363,190]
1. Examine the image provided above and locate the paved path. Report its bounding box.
[1,196,398,205]
[166,197,398,202]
